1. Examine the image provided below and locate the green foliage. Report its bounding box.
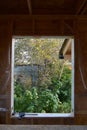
[14,66,71,113]
[14,82,59,113]
[58,67,71,103]
[37,88,59,113]
[14,38,72,113]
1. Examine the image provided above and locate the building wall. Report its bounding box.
[0,16,87,124]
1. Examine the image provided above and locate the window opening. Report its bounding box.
[11,37,74,117]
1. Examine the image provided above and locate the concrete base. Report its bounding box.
[0,125,87,130]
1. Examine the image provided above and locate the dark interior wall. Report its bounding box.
[0,16,87,124]
[74,18,87,124]
[0,20,12,124]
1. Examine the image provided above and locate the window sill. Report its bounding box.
[11,112,74,118]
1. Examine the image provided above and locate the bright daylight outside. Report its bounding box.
[11,37,74,117]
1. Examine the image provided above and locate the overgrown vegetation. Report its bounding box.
[14,38,72,113]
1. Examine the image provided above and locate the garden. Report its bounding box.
[13,38,72,113]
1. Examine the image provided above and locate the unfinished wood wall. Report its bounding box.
[0,16,87,125]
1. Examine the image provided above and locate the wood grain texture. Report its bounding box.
[0,16,87,124]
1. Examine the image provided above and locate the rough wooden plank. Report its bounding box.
[76,0,87,14]
[27,0,32,15]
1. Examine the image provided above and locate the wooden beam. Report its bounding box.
[59,39,71,59]
[27,0,32,15]
[81,5,87,14]
[63,41,71,56]
[0,15,76,21]
[1,15,87,21]
[76,0,87,14]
